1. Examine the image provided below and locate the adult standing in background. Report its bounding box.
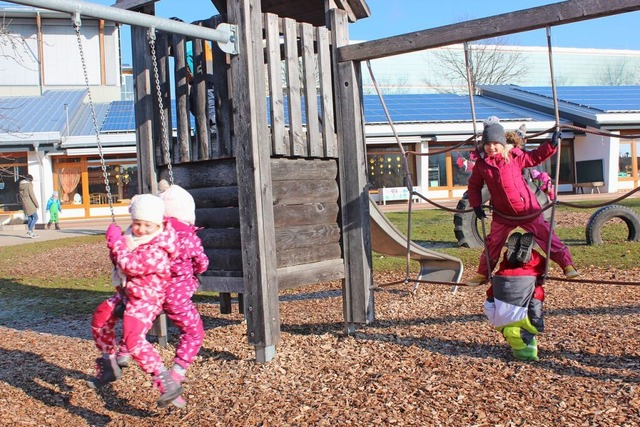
[18,174,39,238]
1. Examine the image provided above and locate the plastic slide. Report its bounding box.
[369,196,463,283]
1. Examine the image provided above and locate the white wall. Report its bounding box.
[573,130,614,192]
[0,15,121,95]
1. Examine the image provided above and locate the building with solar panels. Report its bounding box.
[0,3,127,220]
[0,3,639,223]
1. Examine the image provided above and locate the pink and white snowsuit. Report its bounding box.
[163,217,209,371]
[467,142,574,277]
[92,220,178,376]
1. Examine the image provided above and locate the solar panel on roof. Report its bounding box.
[101,101,136,132]
[101,100,196,132]
[361,94,551,123]
[516,86,640,113]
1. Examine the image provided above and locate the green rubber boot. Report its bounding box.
[512,339,539,362]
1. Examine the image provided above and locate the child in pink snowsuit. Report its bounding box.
[158,180,209,404]
[89,194,183,407]
[465,116,579,286]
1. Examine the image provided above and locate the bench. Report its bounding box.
[574,181,604,194]
[379,186,422,205]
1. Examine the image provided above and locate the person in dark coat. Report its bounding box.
[18,174,39,238]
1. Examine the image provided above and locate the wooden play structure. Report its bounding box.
[110,0,640,362]
[13,0,637,362]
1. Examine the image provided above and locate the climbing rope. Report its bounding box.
[366,59,416,283]
[542,25,562,283]
[364,33,640,291]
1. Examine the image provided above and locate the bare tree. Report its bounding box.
[362,74,411,95]
[593,58,638,86]
[0,15,34,177]
[0,15,35,71]
[423,37,529,94]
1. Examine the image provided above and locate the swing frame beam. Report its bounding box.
[9,0,239,54]
[339,0,640,62]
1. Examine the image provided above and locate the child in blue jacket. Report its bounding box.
[46,191,62,230]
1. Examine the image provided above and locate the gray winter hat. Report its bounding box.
[481,116,506,146]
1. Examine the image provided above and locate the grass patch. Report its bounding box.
[1,198,638,319]
[375,198,640,271]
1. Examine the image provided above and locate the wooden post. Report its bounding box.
[129,3,166,345]
[172,33,191,163]
[208,15,233,158]
[192,37,210,159]
[228,0,280,363]
[131,4,157,194]
[328,9,374,332]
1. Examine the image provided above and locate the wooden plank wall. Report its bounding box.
[271,158,344,289]
[152,17,232,167]
[160,157,345,293]
[263,13,338,158]
[153,13,346,316]
[151,13,337,162]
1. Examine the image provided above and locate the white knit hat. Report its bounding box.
[129,194,165,225]
[158,180,196,225]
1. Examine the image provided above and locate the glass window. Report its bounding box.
[0,153,28,212]
[53,155,139,207]
[55,165,85,205]
[635,141,640,178]
[367,145,415,189]
[451,147,476,187]
[87,158,138,205]
[528,141,573,185]
[427,149,446,188]
[619,141,632,178]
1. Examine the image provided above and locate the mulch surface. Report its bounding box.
[0,241,639,426]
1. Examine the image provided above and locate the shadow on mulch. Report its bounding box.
[279,302,640,384]
[0,348,154,425]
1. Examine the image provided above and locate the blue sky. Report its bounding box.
[10,0,640,61]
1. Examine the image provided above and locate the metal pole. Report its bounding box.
[9,0,236,47]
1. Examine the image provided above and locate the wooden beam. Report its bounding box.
[339,0,640,62]
[228,0,281,363]
[345,0,370,20]
[329,8,374,330]
[131,4,157,194]
[112,0,158,11]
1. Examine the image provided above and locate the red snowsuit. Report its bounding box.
[467,142,573,277]
[163,217,209,371]
[92,220,178,376]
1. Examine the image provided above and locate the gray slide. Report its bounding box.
[369,196,463,283]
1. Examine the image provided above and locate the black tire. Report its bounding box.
[453,181,551,248]
[585,204,640,245]
[454,187,490,248]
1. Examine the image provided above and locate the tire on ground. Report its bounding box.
[585,204,640,245]
[453,182,551,248]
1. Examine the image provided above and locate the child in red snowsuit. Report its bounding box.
[484,232,546,361]
[89,194,183,407]
[156,180,209,407]
[466,116,579,286]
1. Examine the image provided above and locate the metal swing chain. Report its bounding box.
[148,29,174,186]
[73,13,115,221]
